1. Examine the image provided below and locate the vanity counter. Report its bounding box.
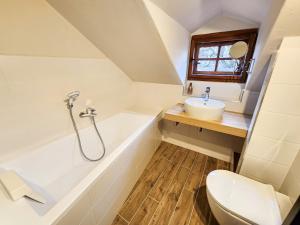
[163,104,252,138]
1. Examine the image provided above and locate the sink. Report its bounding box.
[184,97,225,121]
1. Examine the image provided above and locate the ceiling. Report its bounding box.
[150,0,272,32]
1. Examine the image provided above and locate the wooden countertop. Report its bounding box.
[163,104,252,138]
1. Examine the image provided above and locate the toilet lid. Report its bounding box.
[207,170,282,225]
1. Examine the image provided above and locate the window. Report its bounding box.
[188,29,258,83]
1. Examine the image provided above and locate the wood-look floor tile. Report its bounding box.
[168,153,208,225]
[147,143,168,171]
[158,141,169,151]
[127,153,164,199]
[129,197,158,225]
[181,149,198,169]
[126,167,150,198]
[119,158,168,221]
[112,142,229,225]
[189,207,205,225]
[192,154,208,173]
[193,185,211,225]
[149,167,190,225]
[162,144,177,159]
[185,154,207,192]
[217,159,230,170]
[111,215,128,225]
[169,189,195,225]
[202,157,218,183]
[193,156,218,225]
[149,161,180,202]
[169,147,188,164]
[155,142,170,157]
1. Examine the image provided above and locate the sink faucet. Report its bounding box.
[204,87,210,101]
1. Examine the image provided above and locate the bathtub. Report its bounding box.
[0,110,162,225]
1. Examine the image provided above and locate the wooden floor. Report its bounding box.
[111,142,230,225]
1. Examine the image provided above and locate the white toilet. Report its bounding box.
[206,170,292,225]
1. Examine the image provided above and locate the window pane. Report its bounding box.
[197,60,216,72]
[219,45,232,58]
[198,46,218,58]
[217,60,236,72]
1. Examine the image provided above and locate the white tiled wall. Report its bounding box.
[280,151,300,204]
[240,37,300,190]
[134,81,260,115]
[0,55,135,161]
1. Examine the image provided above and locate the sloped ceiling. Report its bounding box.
[150,0,271,32]
[150,0,221,32]
[0,0,104,58]
[47,0,272,85]
[219,0,272,25]
[144,0,190,83]
[47,0,181,84]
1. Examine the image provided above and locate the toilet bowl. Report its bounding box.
[206,170,292,225]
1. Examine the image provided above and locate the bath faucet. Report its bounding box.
[204,87,210,101]
[79,107,97,118]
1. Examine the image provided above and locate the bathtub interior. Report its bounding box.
[0,111,157,216]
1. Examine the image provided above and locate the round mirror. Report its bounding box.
[229,41,248,59]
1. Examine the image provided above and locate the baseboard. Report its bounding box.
[162,136,231,162]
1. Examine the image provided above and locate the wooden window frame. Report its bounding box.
[187,29,258,83]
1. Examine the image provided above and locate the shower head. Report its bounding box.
[67,90,80,99]
[65,91,80,108]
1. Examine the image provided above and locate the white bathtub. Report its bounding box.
[0,110,162,225]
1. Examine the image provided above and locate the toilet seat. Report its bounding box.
[206,170,282,225]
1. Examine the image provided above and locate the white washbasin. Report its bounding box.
[184,97,225,121]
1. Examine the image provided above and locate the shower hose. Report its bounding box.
[67,106,106,162]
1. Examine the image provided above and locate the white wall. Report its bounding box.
[0,0,103,58]
[133,82,184,111]
[0,1,135,161]
[144,0,190,83]
[240,37,300,190]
